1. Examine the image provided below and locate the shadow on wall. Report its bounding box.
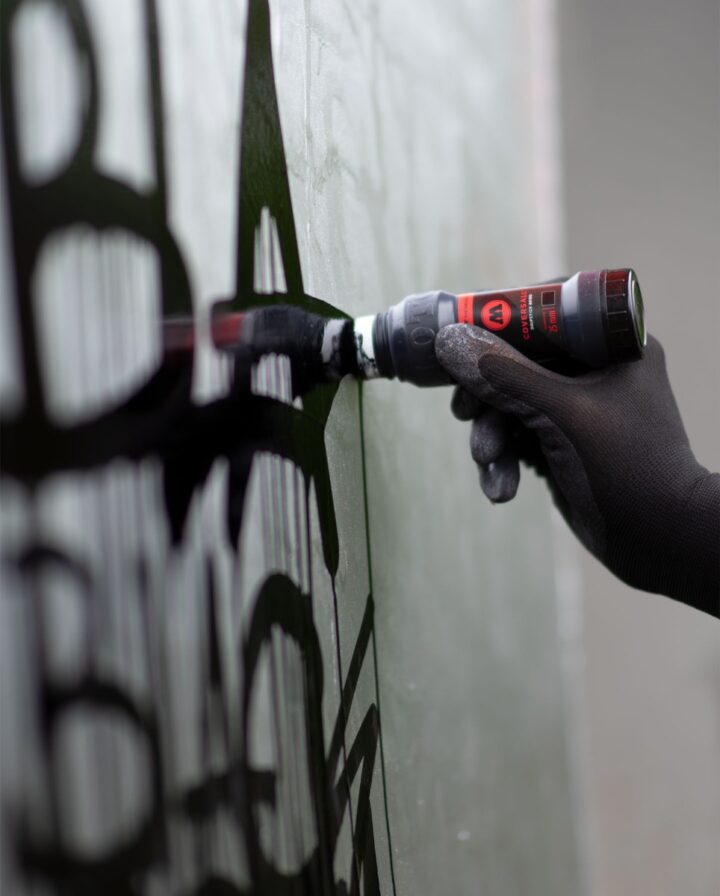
[1,0,394,893]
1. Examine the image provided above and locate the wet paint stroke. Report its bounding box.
[0,1,395,893]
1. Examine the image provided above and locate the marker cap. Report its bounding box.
[604,268,646,362]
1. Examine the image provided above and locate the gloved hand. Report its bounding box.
[434,325,720,616]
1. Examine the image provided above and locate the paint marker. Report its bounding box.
[352,268,646,385]
[164,269,646,386]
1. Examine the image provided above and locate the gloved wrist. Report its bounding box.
[559,423,718,612]
[643,468,720,613]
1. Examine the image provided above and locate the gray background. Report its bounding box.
[558,0,720,893]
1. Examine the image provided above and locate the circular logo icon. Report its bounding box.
[480,298,512,331]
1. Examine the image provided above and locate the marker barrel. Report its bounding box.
[367,268,646,386]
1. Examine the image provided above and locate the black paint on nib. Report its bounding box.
[245,306,361,391]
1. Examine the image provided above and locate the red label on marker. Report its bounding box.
[480,298,511,331]
[457,293,474,325]
[455,282,566,362]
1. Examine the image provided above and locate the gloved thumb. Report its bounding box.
[434,324,571,419]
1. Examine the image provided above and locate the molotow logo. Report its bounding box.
[480,298,511,331]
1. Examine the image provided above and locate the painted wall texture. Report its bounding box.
[1,1,584,894]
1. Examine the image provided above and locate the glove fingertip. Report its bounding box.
[435,324,501,387]
[480,457,520,504]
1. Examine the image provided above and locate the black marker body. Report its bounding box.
[456,282,567,364]
[369,268,645,386]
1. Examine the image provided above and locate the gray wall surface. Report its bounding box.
[273,2,584,891]
[1,1,585,895]
[558,0,720,893]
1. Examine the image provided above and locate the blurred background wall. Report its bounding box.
[557,0,720,893]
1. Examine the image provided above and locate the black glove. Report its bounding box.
[434,325,720,616]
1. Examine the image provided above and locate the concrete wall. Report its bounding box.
[557,0,720,893]
[1,1,584,894]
